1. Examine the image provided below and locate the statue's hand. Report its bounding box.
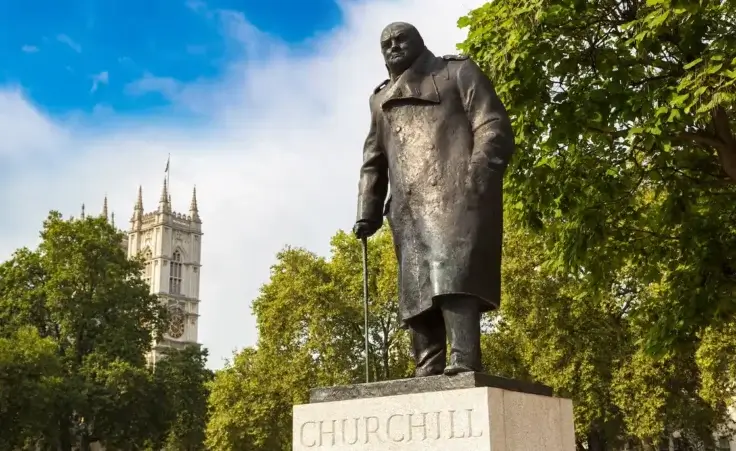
[353,220,381,239]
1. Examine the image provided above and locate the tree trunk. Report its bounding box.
[711,107,736,182]
[58,416,72,451]
[681,106,736,182]
[587,425,607,451]
[79,433,90,451]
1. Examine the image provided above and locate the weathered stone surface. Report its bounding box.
[293,385,575,450]
[309,372,553,404]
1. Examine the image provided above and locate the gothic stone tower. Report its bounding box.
[127,180,203,365]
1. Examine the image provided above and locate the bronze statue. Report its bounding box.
[354,22,515,377]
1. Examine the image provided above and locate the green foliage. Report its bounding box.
[206,227,412,450]
[0,212,210,450]
[154,346,213,451]
[206,348,297,451]
[458,0,736,355]
[206,218,736,449]
[490,227,727,448]
[0,326,63,450]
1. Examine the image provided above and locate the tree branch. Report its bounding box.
[711,106,736,182]
[679,111,736,183]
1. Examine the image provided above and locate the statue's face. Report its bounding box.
[380,22,423,75]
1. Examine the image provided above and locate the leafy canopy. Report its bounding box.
[206,227,411,450]
[0,212,210,450]
[458,0,736,354]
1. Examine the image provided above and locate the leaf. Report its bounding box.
[684,58,703,70]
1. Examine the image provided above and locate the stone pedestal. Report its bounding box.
[293,372,575,450]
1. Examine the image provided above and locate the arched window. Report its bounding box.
[169,251,182,294]
[143,249,153,285]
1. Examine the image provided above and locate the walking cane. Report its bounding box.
[361,236,370,384]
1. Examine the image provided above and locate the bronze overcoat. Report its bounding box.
[356,49,515,326]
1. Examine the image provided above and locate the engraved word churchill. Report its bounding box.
[298,408,484,447]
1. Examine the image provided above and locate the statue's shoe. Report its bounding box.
[443,363,476,376]
[415,366,445,378]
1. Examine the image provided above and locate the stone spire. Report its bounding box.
[102,196,108,219]
[81,203,86,219]
[159,178,171,213]
[189,186,201,222]
[111,212,115,228]
[136,186,143,211]
[131,186,144,223]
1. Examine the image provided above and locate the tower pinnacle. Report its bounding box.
[102,196,108,219]
[189,186,201,222]
[136,186,143,211]
[159,178,171,213]
[131,186,144,224]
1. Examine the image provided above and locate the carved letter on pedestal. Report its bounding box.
[467,408,482,438]
[300,421,316,447]
[341,418,359,445]
[407,412,428,442]
[364,416,381,444]
[318,420,336,446]
[448,410,465,439]
[386,414,404,442]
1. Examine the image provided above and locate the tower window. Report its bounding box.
[143,250,153,285]
[169,251,183,294]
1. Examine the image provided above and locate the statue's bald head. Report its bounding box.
[380,22,425,77]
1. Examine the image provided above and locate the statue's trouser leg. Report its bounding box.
[441,295,482,375]
[408,309,446,377]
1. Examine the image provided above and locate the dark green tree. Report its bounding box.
[154,346,213,451]
[0,326,64,450]
[0,212,167,450]
[458,2,736,446]
[458,0,736,351]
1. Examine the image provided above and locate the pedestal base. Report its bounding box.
[293,373,574,450]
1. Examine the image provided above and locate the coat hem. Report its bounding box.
[399,292,499,329]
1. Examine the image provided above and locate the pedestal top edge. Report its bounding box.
[308,372,554,404]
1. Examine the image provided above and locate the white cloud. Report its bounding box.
[90,71,109,93]
[21,45,39,53]
[56,34,82,53]
[125,72,181,99]
[0,0,483,369]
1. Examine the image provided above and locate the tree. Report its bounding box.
[206,348,298,451]
[251,227,412,387]
[487,226,727,450]
[457,0,736,436]
[206,227,412,450]
[153,346,213,451]
[458,0,736,354]
[0,212,167,449]
[0,326,63,450]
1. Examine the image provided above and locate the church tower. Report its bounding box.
[127,180,203,365]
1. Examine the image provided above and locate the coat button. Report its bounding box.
[406,188,412,194]
[429,144,435,150]
[429,178,437,186]
[395,126,401,132]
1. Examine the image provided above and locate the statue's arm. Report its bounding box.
[356,103,388,224]
[457,59,515,174]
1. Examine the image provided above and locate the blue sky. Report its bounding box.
[0,0,341,116]
[0,0,481,369]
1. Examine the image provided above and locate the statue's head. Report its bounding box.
[380,22,425,76]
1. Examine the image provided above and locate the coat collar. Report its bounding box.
[380,49,443,107]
